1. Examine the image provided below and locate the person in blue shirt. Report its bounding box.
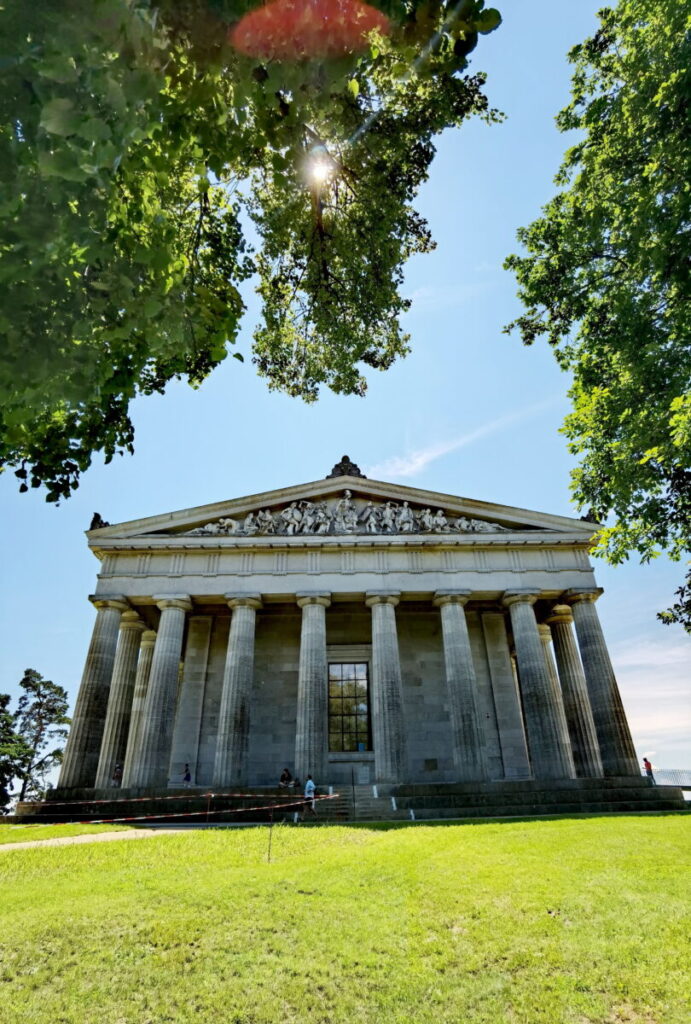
[302,775,317,818]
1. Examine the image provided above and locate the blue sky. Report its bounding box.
[2,0,689,768]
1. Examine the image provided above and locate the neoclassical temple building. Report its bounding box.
[55,456,650,809]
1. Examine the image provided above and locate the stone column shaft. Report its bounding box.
[538,624,576,779]
[58,597,128,789]
[547,609,603,778]
[129,596,192,789]
[213,595,262,788]
[366,592,407,783]
[567,590,639,776]
[94,612,145,788]
[480,611,531,779]
[504,591,574,780]
[168,616,213,786]
[295,593,331,783]
[121,630,157,788]
[434,591,488,781]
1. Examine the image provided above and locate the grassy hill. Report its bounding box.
[1,815,688,1023]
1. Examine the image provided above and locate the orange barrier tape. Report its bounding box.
[17,794,339,828]
[22,790,317,808]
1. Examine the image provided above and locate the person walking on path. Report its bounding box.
[642,757,655,784]
[182,764,192,787]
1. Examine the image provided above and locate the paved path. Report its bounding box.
[0,829,181,852]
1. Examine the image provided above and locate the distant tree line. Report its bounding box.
[0,670,69,813]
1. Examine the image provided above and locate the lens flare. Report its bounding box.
[230,0,390,61]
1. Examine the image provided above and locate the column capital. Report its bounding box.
[546,604,574,625]
[537,623,552,644]
[296,592,331,609]
[225,593,262,611]
[140,629,157,648]
[564,588,603,606]
[503,589,539,608]
[365,591,400,608]
[119,610,145,631]
[154,595,193,612]
[89,595,129,612]
[433,589,472,608]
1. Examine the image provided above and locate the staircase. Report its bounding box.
[14,778,687,825]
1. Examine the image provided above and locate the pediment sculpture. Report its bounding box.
[187,491,510,538]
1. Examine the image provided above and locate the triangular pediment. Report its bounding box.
[88,474,597,543]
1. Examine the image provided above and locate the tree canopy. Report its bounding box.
[0,670,70,807]
[1,0,501,501]
[504,0,690,629]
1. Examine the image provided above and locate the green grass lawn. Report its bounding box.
[1,815,688,1023]
[0,823,132,845]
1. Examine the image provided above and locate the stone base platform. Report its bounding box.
[15,777,687,825]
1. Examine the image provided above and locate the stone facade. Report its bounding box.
[57,463,640,794]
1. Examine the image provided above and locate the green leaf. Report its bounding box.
[476,9,502,34]
[347,79,360,98]
[39,99,81,137]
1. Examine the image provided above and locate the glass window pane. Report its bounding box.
[342,664,356,680]
[355,664,368,680]
[356,701,368,714]
[329,665,342,680]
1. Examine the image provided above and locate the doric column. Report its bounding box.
[213,594,262,788]
[503,591,574,779]
[58,596,129,789]
[129,596,192,788]
[94,611,145,789]
[537,623,576,779]
[480,611,531,779]
[365,591,407,783]
[546,605,603,778]
[565,589,639,776]
[295,593,331,783]
[433,591,488,781]
[121,630,156,788]
[168,616,213,787]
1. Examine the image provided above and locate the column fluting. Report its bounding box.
[537,623,576,779]
[546,605,603,778]
[128,596,192,788]
[503,591,575,779]
[121,630,157,788]
[365,592,407,784]
[566,589,639,776]
[94,611,145,788]
[58,596,128,789]
[295,593,331,783]
[213,594,262,788]
[433,591,488,781]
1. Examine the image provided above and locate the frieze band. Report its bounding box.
[187,490,511,538]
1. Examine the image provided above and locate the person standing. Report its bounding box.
[183,764,192,787]
[642,757,655,784]
[302,775,317,818]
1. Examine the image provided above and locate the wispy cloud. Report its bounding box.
[403,282,489,313]
[365,398,562,480]
[612,636,691,765]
